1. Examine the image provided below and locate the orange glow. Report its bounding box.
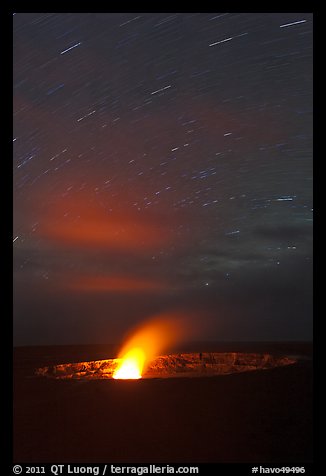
[38,193,172,251]
[112,312,192,380]
[113,348,145,379]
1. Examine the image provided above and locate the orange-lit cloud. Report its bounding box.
[38,191,174,251]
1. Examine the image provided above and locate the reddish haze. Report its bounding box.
[38,192,174,251]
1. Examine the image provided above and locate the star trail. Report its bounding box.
[13,12,313,345]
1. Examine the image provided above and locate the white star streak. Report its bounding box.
[280,20,307,28]
[60,42,82,55]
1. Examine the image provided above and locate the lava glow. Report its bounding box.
[113,348,145,380]
[112,312,191,380]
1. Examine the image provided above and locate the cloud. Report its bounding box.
[34,190,175,251]
[253,223,312,242]
[65,273,169,294]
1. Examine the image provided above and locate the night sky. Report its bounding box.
[13,12,313,346]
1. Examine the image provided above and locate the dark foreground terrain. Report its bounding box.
[13,342,313,463]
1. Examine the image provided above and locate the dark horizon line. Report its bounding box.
[13,339,313,349]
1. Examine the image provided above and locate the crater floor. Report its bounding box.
[35,352,296,380]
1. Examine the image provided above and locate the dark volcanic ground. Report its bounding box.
[13,342,313,463]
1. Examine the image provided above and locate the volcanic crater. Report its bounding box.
[35,352,296,380]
